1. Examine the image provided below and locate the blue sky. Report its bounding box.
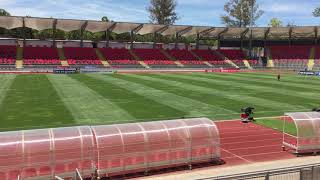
[0,0,319,26]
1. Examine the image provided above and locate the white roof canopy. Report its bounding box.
[136,24,166,35]
[86,21,114,33]
[0,16,319,39]
[56,19,85,32]
[24,17,54,31]
[0,16,23,29]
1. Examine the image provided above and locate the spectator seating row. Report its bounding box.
[64,47,98,60]
[0,58,16,65]
[270,46,311,59]
[24,47,58,59]
[133,49,168,60]
[166,49,197,61]
[100,48,135,60]
[67,60,102,65]
[192,49,223,61]
[218,49,246,60]
[24,59,61,65]
[0,45,16,59]
[143,60,175,65]
[108,60,142,69]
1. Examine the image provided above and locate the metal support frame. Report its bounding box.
[240,28,249,50]
[315,26,318,45]
[105,22,117,48]
[196,33,200,49]
[153,32,157,48]
[288,27,293,46]
[153,25,169,48]
[174,26,193,49]
[130,24,144,49]
[52,19,57,48]
[217,28,228,49]
[22,17,26,47]
[175,32,179,49]
[264,28,270,58]
[80,21,88,48]
[178,26,193,36]
[199,27,215,36]
[130,30,134,49]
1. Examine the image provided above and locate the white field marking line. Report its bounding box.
[241,150,292,158]
[216,116,286,122]
[220,127,274,134]
[222,137,282,145]
[221,132,281,140]
[283,132,297,138]
[220,127,280,132]
[228,144,281,151]
[220,148,253,163]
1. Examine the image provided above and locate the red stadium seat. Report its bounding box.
[0,46,16,66]
[166,49,197,60]
[133,48,168,60]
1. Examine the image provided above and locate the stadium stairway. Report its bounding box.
[267,59,274,68]
[160,49,183,67]
[308,47,315,71]
[138,61,150,69]
[57,48,69,67]
[243,60,253,69]
[95,48,110,67]
[213,50,239,69]
[16,46,23,69]
[128,49,149,68]
[266,48,274,68]
[203,61,213,67]
[189,50,202,60]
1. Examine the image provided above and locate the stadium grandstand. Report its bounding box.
[0,16,318,71]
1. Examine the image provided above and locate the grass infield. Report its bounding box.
[0,72,318,132]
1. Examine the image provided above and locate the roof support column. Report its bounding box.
[105,30,110,48]
[249,28,253,58]
[240,28,249,51]
[288,27,293,46]
[106,22,117,48]
[52,19,57,48]
[80,21,88,48]
[264,28,270,59]
[153,32,157,49]
[22,17,26,47]
[175,33,179,49]
[130,30,134,50]
[217,28,228,50]
[315,27,318,45]
[196,33,200,50]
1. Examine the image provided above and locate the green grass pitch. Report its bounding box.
[0,72,318,132]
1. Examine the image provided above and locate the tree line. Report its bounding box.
[0,0,319,43]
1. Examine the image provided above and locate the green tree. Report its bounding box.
[268,18,283,27]
[101,16,109,22]
[147,0,179,25]
[221,0,264,27]
[313,7,320,17]
[0,9,10,16]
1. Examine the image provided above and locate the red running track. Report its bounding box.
[216,120,296,166]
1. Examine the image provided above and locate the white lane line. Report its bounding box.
[221,148,253,163]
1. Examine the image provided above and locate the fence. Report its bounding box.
[198,163,320,180]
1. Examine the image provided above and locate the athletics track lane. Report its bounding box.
[216,120,296,166]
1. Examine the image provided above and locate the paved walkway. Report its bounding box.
[138,156,320,180]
